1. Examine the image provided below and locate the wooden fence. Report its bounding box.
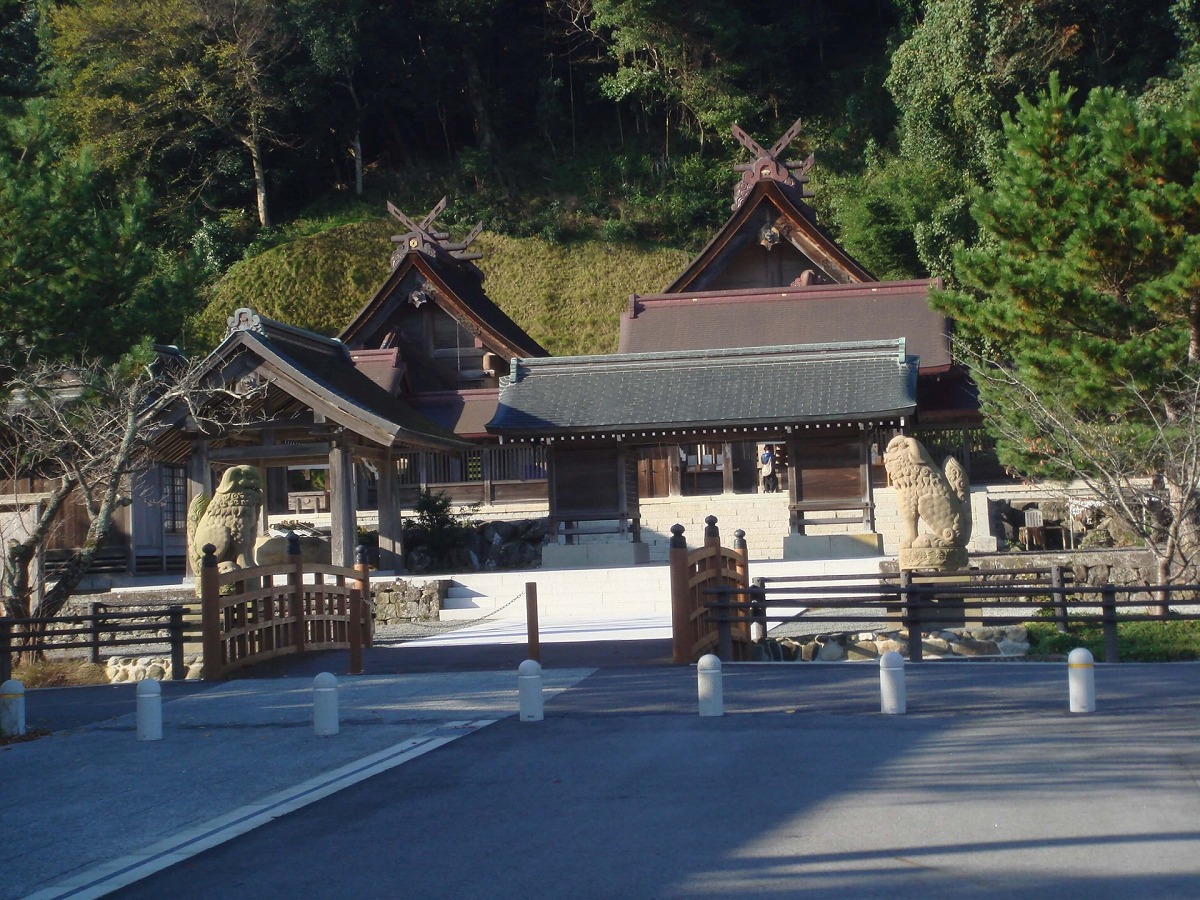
[199,540,373,680]
[0,605,192,683]
[703,569,1200,663]
[669,516,751,664]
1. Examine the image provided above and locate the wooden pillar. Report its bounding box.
[721,441,734,494]
[186,440,210,577]
[785,434,800,535]
[669,443,682,497]
[328,441,356,567]
[859,427,876,532]
[377,452,404,573]
[669,524,690,664]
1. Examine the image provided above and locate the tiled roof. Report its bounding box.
[619,279,951,369]
[198,311,470,451]
[488,340,917,437]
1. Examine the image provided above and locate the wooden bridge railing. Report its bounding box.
[200,537,373,680]
[669,516,751,664]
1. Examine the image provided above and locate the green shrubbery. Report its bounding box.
[1026,619,1200,662]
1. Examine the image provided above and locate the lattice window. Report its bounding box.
[163,465,188,534]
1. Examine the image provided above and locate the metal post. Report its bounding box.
[0,678,25,737]
[697,653,723,717]
[136,679,162,741]
[313,672,339,736]
[525,582,540,663]
[1101,586,1120,664]
[879,650,906,714]
[518,659,544,722]
[1068,647,1096,713]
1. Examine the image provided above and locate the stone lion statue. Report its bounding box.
[883,436,972,566]
[188,465,265,590]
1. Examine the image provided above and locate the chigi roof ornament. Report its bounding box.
[731,118,815,210]
[387,197,484,272]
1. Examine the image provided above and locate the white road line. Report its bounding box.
[26,719,497,900]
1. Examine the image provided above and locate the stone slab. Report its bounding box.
[541,542,651,569]
[783,532,884,560]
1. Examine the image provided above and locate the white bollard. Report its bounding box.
[697,653,723,717]
[313,672,340,736]
[1068,647,1096,713]
[879,650,906,715]
[518,659,544,722]
[1,679,25,738]
[136,678,162,741]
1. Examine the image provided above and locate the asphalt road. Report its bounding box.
[32,661,1200,899]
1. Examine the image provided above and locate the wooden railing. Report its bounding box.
[199,538,373,680]
[703,569,1197,663]
[0,606,193,683]
[669,516,751,664]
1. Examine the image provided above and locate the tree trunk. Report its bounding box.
[462,50,496,155]
[3,477,77,620]
[246,115,271,227]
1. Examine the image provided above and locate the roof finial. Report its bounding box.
[387,198,484,269]
[730,118,815,210]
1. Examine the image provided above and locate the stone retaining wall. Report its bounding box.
[766,626,1031,662]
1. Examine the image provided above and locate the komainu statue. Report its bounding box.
[188,465,265,592]
[883,435,972,571]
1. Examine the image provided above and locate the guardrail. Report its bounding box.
[0,605,193,682]
[703,574,1199,664]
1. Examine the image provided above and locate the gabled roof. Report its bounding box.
[619,279,950,369]
[192,308,470,451]
[337,201,547,359]
[665,120,874,293]
[666,179,875,293]
[488,340,918,439]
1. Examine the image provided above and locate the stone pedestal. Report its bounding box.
[898,546,968,572]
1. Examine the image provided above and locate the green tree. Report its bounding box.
[48,0,293,226]
[856,0,1185,279]
[0,108,199,363]
[937,76,1200,579]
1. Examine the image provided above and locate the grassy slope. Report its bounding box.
[187,219,692,356]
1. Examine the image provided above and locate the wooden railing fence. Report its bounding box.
[0,605,193,683]
[199,537,374,680]
[703,572,1200,664]
[669,516,751,664]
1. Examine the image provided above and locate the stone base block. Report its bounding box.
[541,542,651,569]
[898,546,969,572]
[783,533,884,561]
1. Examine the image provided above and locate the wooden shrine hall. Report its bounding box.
[487,119,981,564]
